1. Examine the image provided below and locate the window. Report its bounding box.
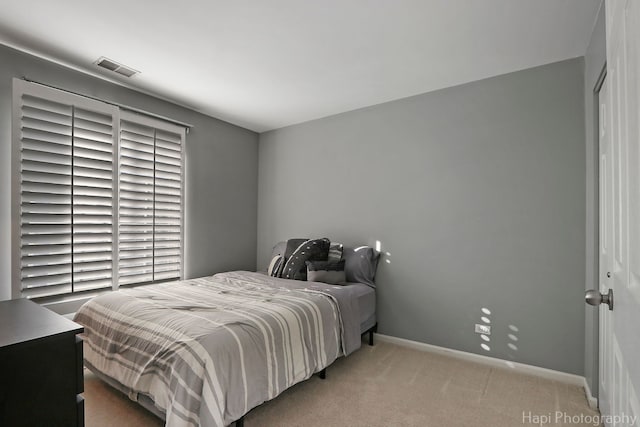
[12,80,185,299]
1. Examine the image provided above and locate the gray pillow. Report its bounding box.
[306,260,346,285]
[343,246,380,288]
[282,238,330,280]
[269,241,287,261]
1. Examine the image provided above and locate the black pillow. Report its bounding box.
[281,238,330,280]
[284,238,308,259]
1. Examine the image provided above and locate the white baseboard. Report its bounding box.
[375,334,586,388]
[583,377,599,410]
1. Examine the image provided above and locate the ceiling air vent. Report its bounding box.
[95,57,139,78]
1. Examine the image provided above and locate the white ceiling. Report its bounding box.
[0,0,601,132]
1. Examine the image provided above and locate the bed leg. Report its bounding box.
[368,323,378,346]
[319,368,326,380]
[235,416,244,427]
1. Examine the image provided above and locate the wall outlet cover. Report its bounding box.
[475,324,491,335]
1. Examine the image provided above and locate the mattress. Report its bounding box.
[341,282,376,332]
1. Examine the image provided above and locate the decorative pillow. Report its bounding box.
[267,255,285,277]
[306,260,346,285]
[328,242,344,262]
[282,238,330,280]
[284,238,309,258]
[268,239,307,272]
[343,246,381,288]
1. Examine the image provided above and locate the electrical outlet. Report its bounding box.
[475,324,491,335]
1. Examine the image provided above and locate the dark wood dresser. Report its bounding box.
[0,298,84,427]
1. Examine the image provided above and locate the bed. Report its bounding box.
[74,255,377,427]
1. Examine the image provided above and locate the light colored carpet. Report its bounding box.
[84,340,600,427]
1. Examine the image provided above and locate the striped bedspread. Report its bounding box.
[75,271,354,427]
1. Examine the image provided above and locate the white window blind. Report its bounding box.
[12,80,185,299]
[118,113,184,286]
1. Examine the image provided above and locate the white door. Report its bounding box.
[598,75,614,424]
[595,1,640,426]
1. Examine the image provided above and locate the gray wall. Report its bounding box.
[0,44,259,303]
[258,58,586,374]
[584,2,606,397]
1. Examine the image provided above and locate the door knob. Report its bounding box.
[585,289,613,310]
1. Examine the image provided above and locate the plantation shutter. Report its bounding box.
[118,112,184,286]
[72,107,116,292]
[14,80,117,299]
[13,80,186,299]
